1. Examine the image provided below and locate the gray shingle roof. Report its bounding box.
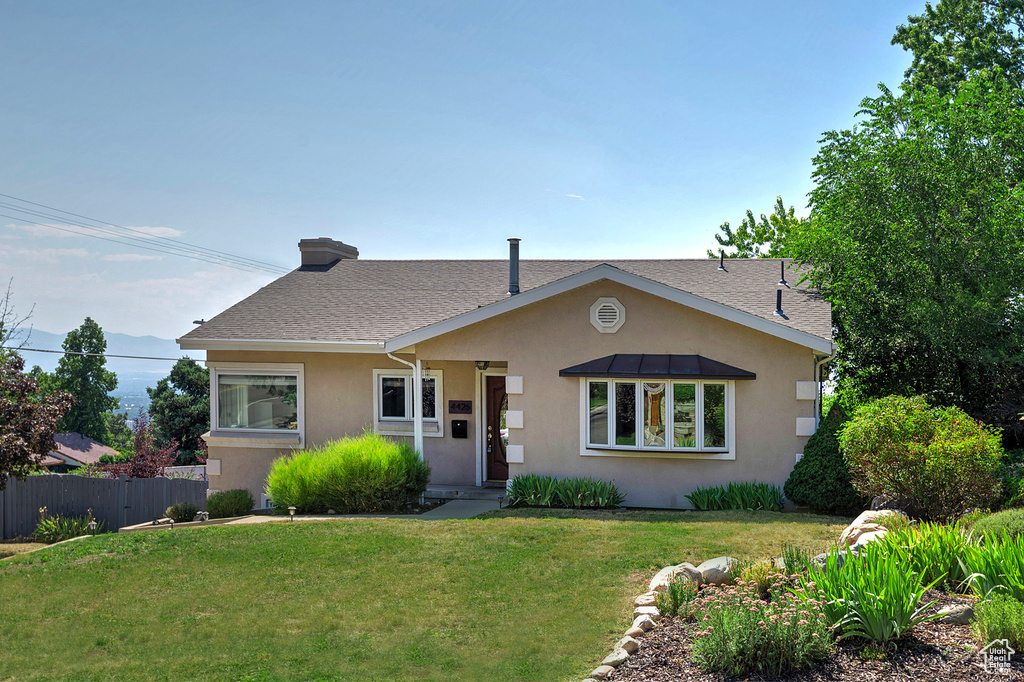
[179,259,831,345]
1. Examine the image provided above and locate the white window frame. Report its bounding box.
[372,369,444,438]
[207,362,305,446]
[579,378,736,460]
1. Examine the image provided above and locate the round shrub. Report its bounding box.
[839,395,1004,521]
[784,404,867,515]
[969,508,1024,540]
[265,433,429,514]
[165,501,199,523]
[206,489,255,519]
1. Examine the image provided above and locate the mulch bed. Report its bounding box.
[611,591,1023,681]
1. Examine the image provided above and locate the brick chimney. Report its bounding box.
[298,237,359,266]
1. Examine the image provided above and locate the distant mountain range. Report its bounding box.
[18,329,205,414]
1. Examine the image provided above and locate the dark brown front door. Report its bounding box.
[485,376,508,481]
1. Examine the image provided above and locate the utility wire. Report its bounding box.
[4,346,188,362]
[0,212,282,274]
[0,192,285,270]
[0,192,291,275]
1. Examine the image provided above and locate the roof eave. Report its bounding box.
[176,338,387,353]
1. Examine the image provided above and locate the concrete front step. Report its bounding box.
[425,485,507,502]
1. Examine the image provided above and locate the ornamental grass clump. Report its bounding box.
[265,433,429,514]
[684,481,783,511]
[690,572,834,676]
[959,533,1024,602]
[873,521,972,592]
[33,507,105,543]
[794,542,940,644]
[506,474,625,509]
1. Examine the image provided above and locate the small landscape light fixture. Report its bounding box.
[88,520,97,535]
[475,360,490,371]
[288,506,297,521]
[152,517,159,526]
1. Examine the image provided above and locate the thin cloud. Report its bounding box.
[3,223,183,239]
[565,194,585,201]
[102,253,163,262]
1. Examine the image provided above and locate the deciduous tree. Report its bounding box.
[147,357,209,463]
[707,196,804,258]
[794,72,1024,444]
[893,0,1024,94]
[54,318,118,442]
[0,354,74,488]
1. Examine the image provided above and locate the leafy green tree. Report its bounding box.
[54,318,118,442]
[0,354,74,488]
[103,409,133,453]
[893,0,1024,94]
[147,357,209,461]
[707,196,804,258]
[794,72,1024,444]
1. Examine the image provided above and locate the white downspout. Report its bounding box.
[386,352,424,458]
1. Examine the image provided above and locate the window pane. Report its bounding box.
[643,383,666,448]
[589,381,609,445]
[381,377,406,418]
[218,374,298,430]
[703,383,726,448]
[422,377,436,419]
[673,384,696,448]
[614,382,636,446]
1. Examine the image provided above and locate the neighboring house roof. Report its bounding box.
[178,258,832,353]
[47,433,118,467]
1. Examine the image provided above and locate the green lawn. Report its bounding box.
[0,509,848,681]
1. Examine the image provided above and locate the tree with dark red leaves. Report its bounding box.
[0,354,74,489]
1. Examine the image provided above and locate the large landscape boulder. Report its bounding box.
[838,509,906,546]
[696,556,739,585]
[648,562,701,592]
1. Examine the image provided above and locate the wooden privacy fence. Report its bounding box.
[0,474,207,539]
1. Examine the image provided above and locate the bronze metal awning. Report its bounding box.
[558,354,756,380]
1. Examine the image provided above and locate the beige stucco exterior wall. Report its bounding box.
[413,280,820,509]
[203,279,823,509]
[203,352,479,501]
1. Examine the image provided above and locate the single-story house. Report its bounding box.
[37,432,119,471]
[178,237,832,509]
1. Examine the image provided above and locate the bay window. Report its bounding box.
[587,379,730,452]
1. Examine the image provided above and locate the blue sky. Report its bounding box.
[0,1,923,339]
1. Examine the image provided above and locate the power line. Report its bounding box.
[0,192,291,275]
[4,346,189,362]
[0,192,286,271]
[0,212,283,275]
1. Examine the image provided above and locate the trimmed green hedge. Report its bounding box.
[265,433,429,514]
[207,489,255,519]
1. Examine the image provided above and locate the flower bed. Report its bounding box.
[583,511,1024,681]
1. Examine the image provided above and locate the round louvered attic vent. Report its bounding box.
[590,297,625,333]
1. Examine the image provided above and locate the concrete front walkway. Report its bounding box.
[223,499,502,526]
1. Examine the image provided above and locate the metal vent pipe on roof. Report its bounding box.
[774,289,784,316]
[778,260,788,286]
[508,237,521,295]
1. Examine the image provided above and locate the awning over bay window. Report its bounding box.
[558,354,756,380]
